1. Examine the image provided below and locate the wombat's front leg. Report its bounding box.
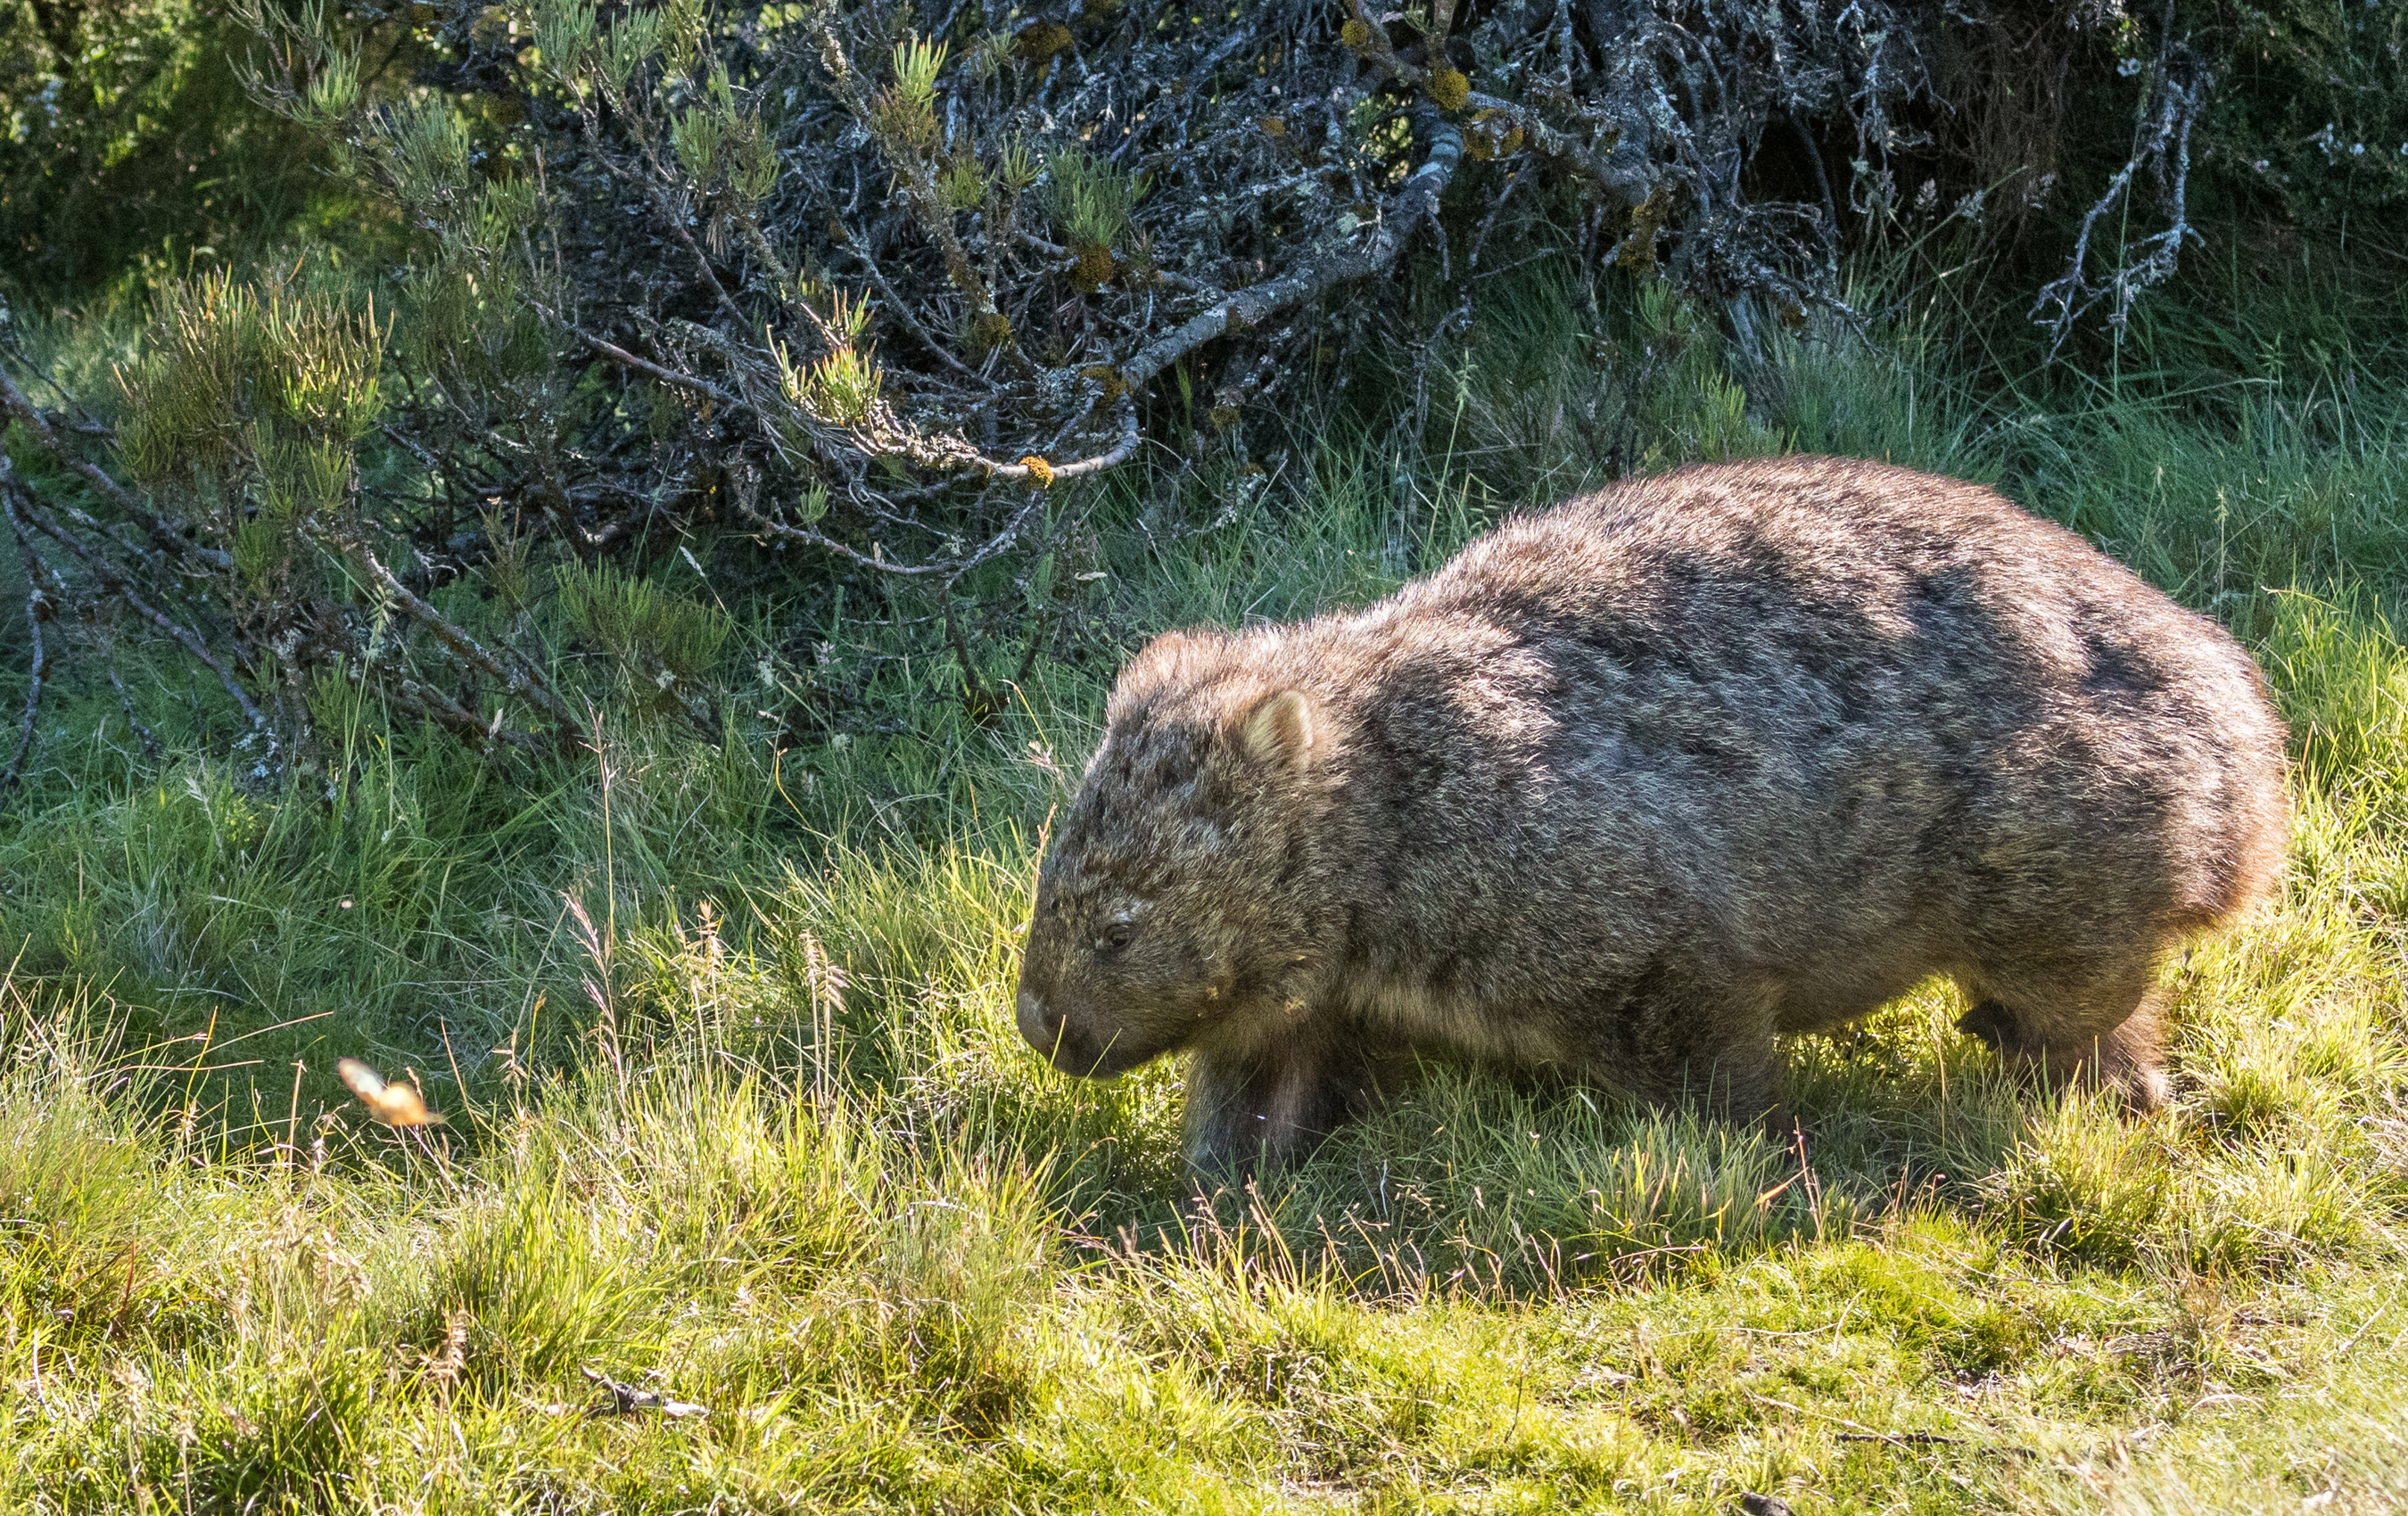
[1183,1035,1387,1180]
[1587,978,1791,1141]
[1629,1046,1790,1141]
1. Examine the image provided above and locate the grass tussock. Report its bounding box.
[9,272,2408,1510]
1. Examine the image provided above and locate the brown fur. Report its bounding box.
[1014,457,2289,1174]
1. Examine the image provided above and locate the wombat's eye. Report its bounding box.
[1094,922,1134,955]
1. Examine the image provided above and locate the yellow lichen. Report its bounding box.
[1259,115,1286,137]
[969,311,1014,356]
[1426,68,1472,111]
[1071,243,1117,292]
[1018,455,1056,486]
[1340,18,1373,49]
[1615,185,1673,269]
[1079,363,1128,402]
[1016,22,1074,63]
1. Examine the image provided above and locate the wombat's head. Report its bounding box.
[1017,630,1336,1079]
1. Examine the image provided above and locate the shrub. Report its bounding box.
[4,0,2402,782]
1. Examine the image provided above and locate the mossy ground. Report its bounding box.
[6,268,2408,1512]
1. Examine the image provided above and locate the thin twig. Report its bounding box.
[734,481,1052,577]
[549,316,749,413]
[1745,1391,1959,1452]
[106,665,164,757]
[832,216,991,382]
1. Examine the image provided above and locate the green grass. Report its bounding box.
[8,269,2408,1511]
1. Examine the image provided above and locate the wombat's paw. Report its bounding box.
[2092,1001,2172,1113]
[2108,1060,2173,1114]
[1183,1042,1379,1179]
[1957,996,2171,1114]
[1955,999,2018,1053]
[1992,1034,2170,1115]
[1182,1111,1319,1182]
[2050,1055,2169,1116]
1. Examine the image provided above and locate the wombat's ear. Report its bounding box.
[1234,689,1320,770]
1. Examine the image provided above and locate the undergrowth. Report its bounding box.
[5,266,2408,1512]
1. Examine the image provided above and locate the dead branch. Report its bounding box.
[2028,30,2209,354]
[1122,119,1464,391]
[310,523,578,734]
[0,367,235,574]
[10,468,275,752]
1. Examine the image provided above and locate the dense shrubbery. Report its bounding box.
[2,0,2405,789]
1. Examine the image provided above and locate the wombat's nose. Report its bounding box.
[1016,988,1065,1055]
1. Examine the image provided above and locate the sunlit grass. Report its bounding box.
[8,272,2408,1511]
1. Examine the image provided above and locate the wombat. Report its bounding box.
[1015,456,2288,1175]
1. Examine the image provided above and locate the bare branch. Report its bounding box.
[311,522,577,733]
[554,317,750,413]
[2029,27,2210,354]
[9,462,275,749]
[374,664,549,753]
[735,479,1053,581]
[0,367,235,574]
[1,482,52,803]
[1121,119,1465,391]
[982,404,1143,485]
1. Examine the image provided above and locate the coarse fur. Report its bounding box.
[1015,457,2290,1176]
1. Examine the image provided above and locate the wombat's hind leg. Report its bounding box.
[1956,975,2170,1113]
[1183,1036,1388,1181]
[2092,997,2173,1111]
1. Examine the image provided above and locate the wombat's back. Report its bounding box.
[1312,455,2285,1025]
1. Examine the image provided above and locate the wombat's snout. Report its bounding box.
[1017,985,1144,1077]
[1015,986,1100,1074]
[1016,987,1066,1059]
